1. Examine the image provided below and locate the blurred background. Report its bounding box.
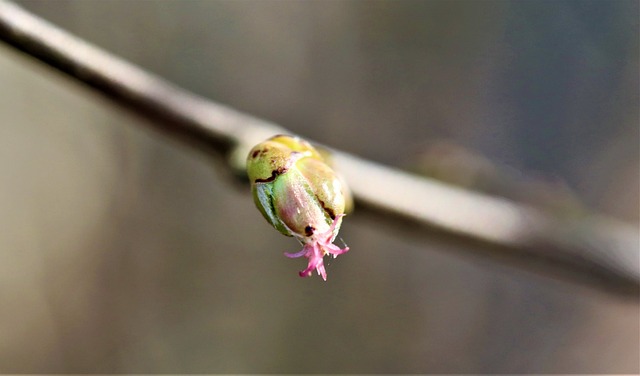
[0,0,638,372]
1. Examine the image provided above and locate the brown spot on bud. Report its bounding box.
[304,225,315,236]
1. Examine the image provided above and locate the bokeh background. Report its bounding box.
[0,0,638,373]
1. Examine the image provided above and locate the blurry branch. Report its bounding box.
[0,0,637,295]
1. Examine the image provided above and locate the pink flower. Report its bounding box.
[284,214,349,281]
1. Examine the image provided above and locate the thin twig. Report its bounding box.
[0,0,637,295]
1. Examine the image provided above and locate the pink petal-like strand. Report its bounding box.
[284,248,308,258]
[285,215,349,281]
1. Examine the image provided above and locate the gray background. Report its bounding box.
[0,0,638,373]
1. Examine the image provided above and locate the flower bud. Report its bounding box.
[247,135,351,280]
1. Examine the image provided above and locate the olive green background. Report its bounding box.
[0,0,638,372]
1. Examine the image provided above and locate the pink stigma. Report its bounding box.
[283,215,349,281]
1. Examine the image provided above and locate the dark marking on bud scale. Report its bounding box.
[251,148,270,159]
[304,225,315,236]
[254,166,287,183]
[318,199,336,220]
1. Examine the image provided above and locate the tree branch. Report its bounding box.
[0,0,637,295]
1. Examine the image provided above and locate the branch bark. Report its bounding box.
[0,0,637,295]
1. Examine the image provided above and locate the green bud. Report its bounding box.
[247,135,351,280]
